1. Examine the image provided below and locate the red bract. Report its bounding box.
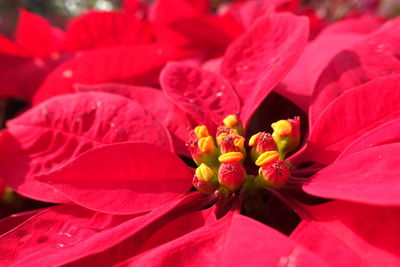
[32,45,192,105]
[159,11,309,128]
[152,0,243,54]
[310,17,400,125]
[0,92,174,203]
[277,15,382,111]
[161,62,240,130]
[0,192,215,266]
[221,11,309,125]
[76,83,193,156]
[65,11,153,51]
[0,9,69,100]
[119,213,326,266]
[299,75,400,165]
[16,8,66,58]
[38,142,193,214]
[291,201,400,266]
[303,143,400,205]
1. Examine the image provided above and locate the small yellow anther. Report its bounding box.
[194,125,210,139]
[198,136,215,153]
[218,152,243,163]
[223,114,238,128]
[233,136,245,150]
[255,151,280,167]
[195,163,214,182]
[271,120,292,137]
[248,133,260,147]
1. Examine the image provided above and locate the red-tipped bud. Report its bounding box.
[271,117,300,158]
[258,160,290,189]
[186,130,219,167]
[216,126,239,145]
[192,164,219,194]
[218,161,246,192]
[248,132,278,161]
[219,134,246,156]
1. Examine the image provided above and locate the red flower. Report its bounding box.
[1,1,400,266]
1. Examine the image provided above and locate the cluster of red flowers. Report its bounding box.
[0,0,400,266]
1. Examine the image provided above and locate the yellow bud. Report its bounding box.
[233,136,245,150]
[194,125,210,138]
[218,152,243,163]
[255,151,280,167]
[195,163,214,182]
[223,114,238,128]
[198,136,215,153]
[271,120,292,137]
[248,133,260,147]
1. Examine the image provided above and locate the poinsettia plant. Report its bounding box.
[1,0,400,266]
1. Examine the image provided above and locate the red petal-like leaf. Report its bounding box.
[0,192,211,266]
[161,62,240,130]
[0,34,27,57]
[291,201,400,266]
[0,209,43,235]
[154,0,209,22]
[76,83,193,156]
[0,92,172,202]
[337,118,400,160]
[319,15,381,35]
[168,14,243,55]
[66,11,153,51]
[310,18,400,125]
[303,143,400,205]
[0,53,70,101]
[226,0,294,29]
[153,0,210,47]
[33,45,192,105]
[221,12,309,125]
[301,76,400,165]
[16,8,65,58]
[120,213,327,266]
[136,208,216,254]
[123,0,147,14]
[38,142,192,214]
[277,21,371,111]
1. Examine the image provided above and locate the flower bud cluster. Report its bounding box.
[187,114,246,195]
[187,115,300,196]
[249,116,299,189]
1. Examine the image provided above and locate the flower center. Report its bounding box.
[187,114,300,197]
